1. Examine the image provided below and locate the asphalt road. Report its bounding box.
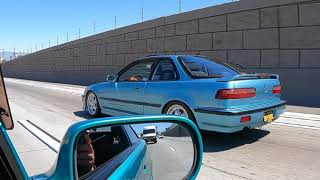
[4,78,320,179]
[147,137,194,180]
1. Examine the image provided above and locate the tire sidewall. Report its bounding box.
[86,91,101,117]
[164,101,197,125]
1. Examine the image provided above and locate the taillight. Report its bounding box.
[240,116,251,123]
[216,88,256,99]
[272,85,281,94]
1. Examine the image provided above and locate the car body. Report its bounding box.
[142,125,157,143]
[158,134,164,139]
[83,55,286,133]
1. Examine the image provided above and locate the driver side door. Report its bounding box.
[108,59,158,115]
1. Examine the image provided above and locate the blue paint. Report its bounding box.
[84,55,286,133]
[1,115,202,179]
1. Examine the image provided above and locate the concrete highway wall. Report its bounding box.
[2,0,320,106]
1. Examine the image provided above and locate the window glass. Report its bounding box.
[143,129,155,134]
[123,125,138,144]
[118,60,156,82]
[179,56,240,79]
[152,59,178,81]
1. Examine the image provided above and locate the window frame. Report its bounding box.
[177,56,240,79]
[149,57,180,82]
[116,59,158,83]
[123,125,138,145]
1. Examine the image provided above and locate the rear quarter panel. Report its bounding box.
[143,80,234,114]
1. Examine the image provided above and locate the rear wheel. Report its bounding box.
[86,91,101,117]
[164,101,198,127]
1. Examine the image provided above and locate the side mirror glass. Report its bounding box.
[106,74,116,82]
[59,116,202,179]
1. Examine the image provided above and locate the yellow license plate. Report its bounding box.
[263,111,274,123]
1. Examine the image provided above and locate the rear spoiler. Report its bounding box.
[218,73,279,82]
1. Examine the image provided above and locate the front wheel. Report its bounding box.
[86,91,101,117]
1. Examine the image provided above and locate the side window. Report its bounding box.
[152,59,178,81]
[76,126,131,178]
[123,125,138,144]
[118,60,156,82]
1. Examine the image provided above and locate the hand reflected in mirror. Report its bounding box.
[77,133,95,177]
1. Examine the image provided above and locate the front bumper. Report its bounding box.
[193,102,286,133]
[81,94,86,111]
[143,137,156,141]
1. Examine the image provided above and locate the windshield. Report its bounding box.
[143,129,155,134]
[178,56,241,79]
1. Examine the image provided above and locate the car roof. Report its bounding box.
[143,126,156,129]
[139,54,206,61]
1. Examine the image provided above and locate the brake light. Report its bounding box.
[240,116,251,123]
[216,88,256,99]
[272,85,281,94]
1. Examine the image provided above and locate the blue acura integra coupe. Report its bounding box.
[83,55,286,133]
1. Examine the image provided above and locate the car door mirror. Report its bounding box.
[51,115,203,180]
[106,74,116,82]
[0,65,14,130]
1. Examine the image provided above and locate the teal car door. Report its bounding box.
[144,58,180,114]
[113,59,157,115]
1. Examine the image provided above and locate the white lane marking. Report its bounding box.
[5,78,85,95]
[169,147,176,152]
[272,122,320,130]
[18,120,60,152]
[281,112,320,121]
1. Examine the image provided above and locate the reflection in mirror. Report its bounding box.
[75,122,195,180]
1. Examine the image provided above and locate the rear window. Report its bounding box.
[178,56,241,79]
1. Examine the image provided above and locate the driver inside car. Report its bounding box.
[77,133,96,177]
[128,75,142,81]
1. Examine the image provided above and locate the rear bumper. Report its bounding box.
[194,102,286,116]
[193,102,286,133]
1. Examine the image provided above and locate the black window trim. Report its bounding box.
[122,125,138,146]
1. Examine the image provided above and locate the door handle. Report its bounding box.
[143,164,148,174]
[134,87,140,90]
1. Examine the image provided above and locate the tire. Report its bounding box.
[86,91,101,117]
[163,101,198,127]
[154,138,157,143]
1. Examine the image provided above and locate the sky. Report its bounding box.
[0,0,230,53]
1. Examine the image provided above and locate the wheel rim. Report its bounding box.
[87,93,97,115]
[166,104,188,118]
